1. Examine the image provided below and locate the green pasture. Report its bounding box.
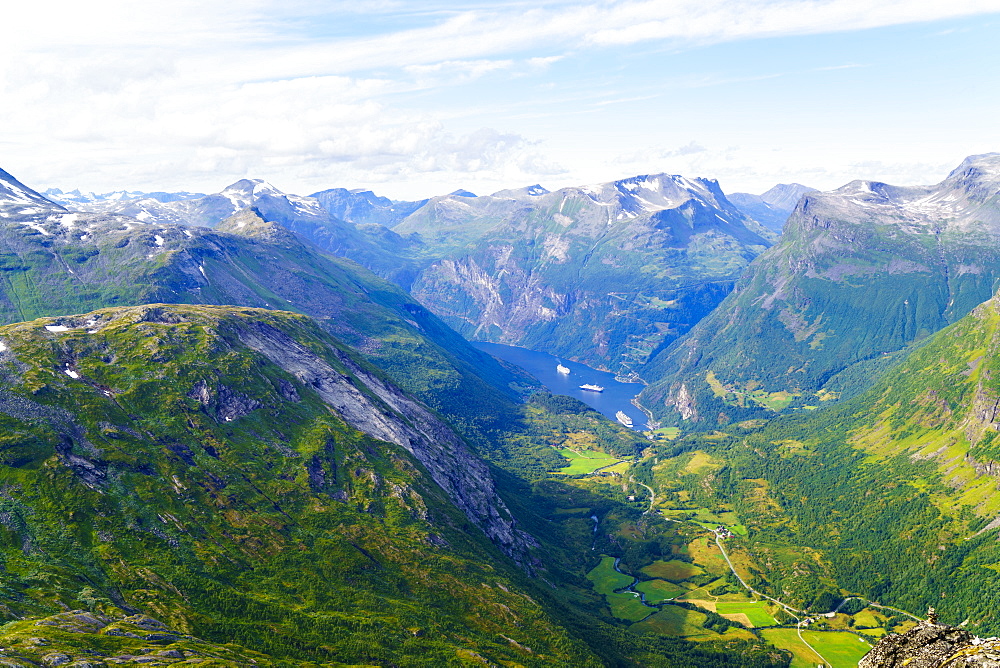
[641,559,704,582]
[552,448,621,474]
[761,628,872,668]
[631,605,710,638]
[607,591,656,621]
[802,630,873,667]
[715,601,778,627]
[636,579,685,603]
[586,556,632,595]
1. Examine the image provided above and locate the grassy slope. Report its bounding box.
[0,304,593,667]
[647,293,1000,634]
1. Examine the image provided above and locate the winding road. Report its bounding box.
[626,476,920,666]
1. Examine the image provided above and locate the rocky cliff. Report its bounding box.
[396,173,773,373]
[861,618,1000,667]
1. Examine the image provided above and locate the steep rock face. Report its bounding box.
[861,620,1000,667]
[233,317,535,562]
[642,153,1000,424]
[397,174,773,373]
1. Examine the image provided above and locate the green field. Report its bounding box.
[607,591,656,621]
[636,579,685,603]
[715,601,778,627]
[631,604,710,638]
[649,426,680,440]
[552,448,622,474]
[761,628,872,668]
[586,557,656,621]
[586,556,633,595]
[640,559,704,582]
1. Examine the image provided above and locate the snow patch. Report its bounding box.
[198,265,207,278]
[154,234,165,246]
[45,325,70,332]
[183,229,193,238]
[23,222,50,236]
[64,369,79,379]
[0,340,7,352]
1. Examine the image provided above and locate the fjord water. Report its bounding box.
[473,342,647,428]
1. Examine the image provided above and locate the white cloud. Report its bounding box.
[1,0,998,197]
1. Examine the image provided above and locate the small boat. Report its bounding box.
[616,411,633,428]
[556,363,570,374]
[579,384,604,392]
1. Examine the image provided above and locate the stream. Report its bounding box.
[613,557,657,615]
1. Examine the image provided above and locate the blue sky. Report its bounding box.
[2,0,999,199]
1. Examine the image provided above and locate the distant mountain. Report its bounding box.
[391,173,775,374]
[59,178,421,282]
[44,187,205,204]
[0,168,66,215]
[641,153,1000,424]
[0,168,536,467]
[310,187,427,227]
[727,183,816,232]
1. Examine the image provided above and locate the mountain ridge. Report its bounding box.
[640,153,1000,425]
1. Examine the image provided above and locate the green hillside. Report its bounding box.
[0,304,796,666]
[0,304,591,665]
[635,291,1000,635]
[641,155,1000,425]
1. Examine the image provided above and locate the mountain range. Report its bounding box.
[0,165,797,666]
[52,174,790,375]
[11,152,1000,665]
[641,153,1000,425]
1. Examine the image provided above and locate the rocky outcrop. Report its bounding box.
[235,319,538,567]
[861,619,1000,667]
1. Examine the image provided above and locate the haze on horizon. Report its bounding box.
[2,0,1000,201]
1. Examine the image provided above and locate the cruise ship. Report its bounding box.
[615,411,633,428]
[556,363,570,374]
[579,384,604,392]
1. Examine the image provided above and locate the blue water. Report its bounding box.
[473,342,648,429]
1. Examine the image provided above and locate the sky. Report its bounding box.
[2,0,1000,200]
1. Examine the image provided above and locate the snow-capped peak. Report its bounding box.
[0,168,66,217]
